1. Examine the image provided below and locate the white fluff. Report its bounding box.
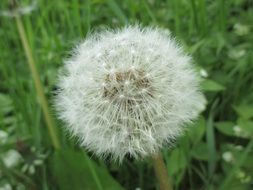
[55,26,206,161]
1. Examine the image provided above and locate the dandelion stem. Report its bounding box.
[15,14,61,149]
[153,153,173,190]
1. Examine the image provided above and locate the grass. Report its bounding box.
[0,0,253,189]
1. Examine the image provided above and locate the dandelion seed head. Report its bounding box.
[55,25,206,162]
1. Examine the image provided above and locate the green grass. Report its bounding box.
[0,0,253,189]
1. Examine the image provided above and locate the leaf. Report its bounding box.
[215,121,235,136]
[237,118,253,139]
[234,104,253,119]
[201,79,225,92]
[51,149,125,190]
[219,174,249,190]
[186,116,206,145]
[167,148,187,176]
[191,142,209,161]
[0,93,13,114]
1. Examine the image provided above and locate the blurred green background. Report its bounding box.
[0,0,253,189]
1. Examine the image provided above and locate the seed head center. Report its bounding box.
[103,69,154,103]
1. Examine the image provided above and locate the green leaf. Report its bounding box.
[51,149,125,190]
[234,104,253,119]
[0,93,13,114]
[191,142,209,161]
[215,121,235,136]
[201,79,225,92]
[237,118,253,138]
[219,175,249,190]
[167,148,187,176]
[186,116,206,145]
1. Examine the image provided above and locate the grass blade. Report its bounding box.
[15,14,61,149]
[106,0,128,24]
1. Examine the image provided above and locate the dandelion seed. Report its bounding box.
[55,25,206,161]
[131,49,136,54]
[124,80,130,86]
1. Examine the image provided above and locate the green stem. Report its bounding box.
[153,153,173,190]
[15,15,61,149]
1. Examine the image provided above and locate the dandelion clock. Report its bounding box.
[55,26,206,190]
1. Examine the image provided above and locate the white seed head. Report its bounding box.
[55,26,206,162]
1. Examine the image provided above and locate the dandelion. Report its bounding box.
[1,149,22,168]
[0,183,12,190]
[55,26,205,162]
[0,130,8,144]
[200,69,208,78]
[56,25,206,190]
[222,151,234,163]
[233,23,250,36]
[233,125,242,136]
[0,0,37,18]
